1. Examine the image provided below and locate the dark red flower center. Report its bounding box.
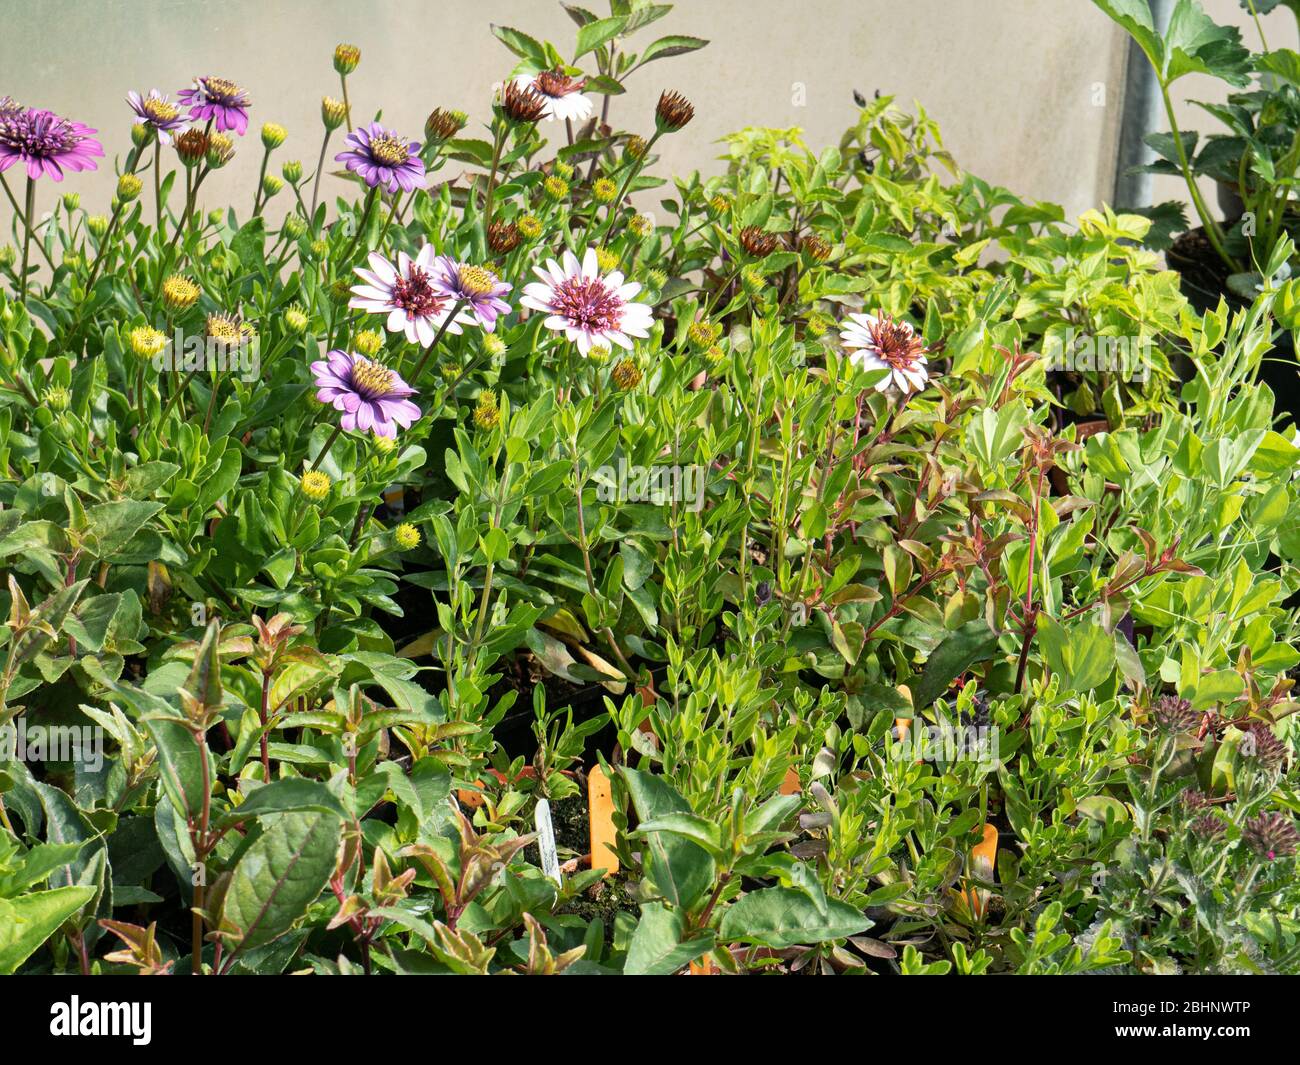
[391,266,445,318]
[535,71,585,98]
[868,316,926,370]
[552,276,623,331]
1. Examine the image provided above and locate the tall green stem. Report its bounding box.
[18,178,35,301]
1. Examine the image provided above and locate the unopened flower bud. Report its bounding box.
[283,214,307,240]
[261,122,287,150]
[117,173,143,201]
[282,159,303,183]
[161,274,200,312]
[205,132,235,168]
[62,192,80,211]
[284,304,308,333]
[394,521,420,550]
[517,214,542,239]
[333,43,361,76]
[543,175,569,202]
[129,325,168,359]
[44,385,71,411]
[175,128,209,166]
[592,177,617,203]
[355,329,384,356]
[301,470,331,501]
[261,174,283,198]
[473,391,500,430]
[321,96,348,131]
[424,107,466,142]
[86,214,110,238]
[611,358,642,389]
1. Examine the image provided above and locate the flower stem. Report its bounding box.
[408,299,466,384]
[252,145,271,217]
[154,139,163,234]
[310,129,332,220]
[483,125,506,231]
[337,186,377,268]
[18,177,35,301]
[309,423,344,471]
[595,129,660,246]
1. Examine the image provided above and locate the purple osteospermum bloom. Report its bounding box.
[520,246,652,355]
[0,107,103,181]
[335,122,427,194]
[310,350,421,439]
[430,256,512,332]
[127,89,187,145]
[0,97,22,123]
[350,246,473,347]
[178,77,251,135]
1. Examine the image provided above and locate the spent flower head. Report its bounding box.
[655,90,694,133]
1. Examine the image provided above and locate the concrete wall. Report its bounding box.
[0,0,1278,242]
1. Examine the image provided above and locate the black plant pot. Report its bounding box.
[1165,226,1298,420]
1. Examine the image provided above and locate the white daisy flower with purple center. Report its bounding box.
[839,312,931,394]
[512,71,593,124]
[350,246,473,347]
[520,247,652,355]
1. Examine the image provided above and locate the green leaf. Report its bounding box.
[82,500,163,558]
[575,15,628,59]
[490,24,547,64]
[905,621,998,708]
[215,778,352,828]
[220,811,341,958]
[637,35,709,66]
[719,887,869,949]
[1038,617,1115,692]
[0,887,96,974]
[142,715,208,821]
[620,768,715,910]
[624,902,713,975]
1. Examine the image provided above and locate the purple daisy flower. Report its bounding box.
[430,256,513,332]
[0,107,103,181]
[335,122,427,194]
[178,77,251,136]
[127,89,187,145]
[310,350,421,439]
